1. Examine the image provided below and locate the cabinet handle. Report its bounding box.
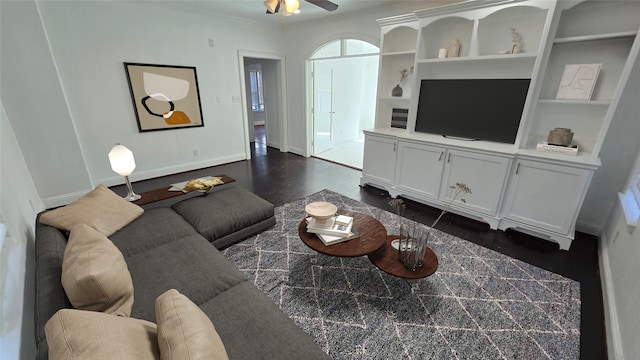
[393,143,396,152]
[447,153,451,163]
[438,152,444,161]
[515,163,521,175]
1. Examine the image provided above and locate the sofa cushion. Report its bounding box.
[198,281,331,360]
[62,224,134,316]
[156,289,228,360]
[110,207,199,258]
[39,184,144,236]
[124,234,247,322]
[172,187,275,248]
[45,309,159,360]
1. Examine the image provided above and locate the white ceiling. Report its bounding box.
[152,0,464,26]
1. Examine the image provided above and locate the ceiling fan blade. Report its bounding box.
[305,0,338,12]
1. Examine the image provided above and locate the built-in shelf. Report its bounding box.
[417,52,538,64]
[554,31,638,44]
[378,96,411,101]
[538,99,611,106]
[381,50,416,57]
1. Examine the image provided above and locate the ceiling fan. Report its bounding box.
[264,0,339,16]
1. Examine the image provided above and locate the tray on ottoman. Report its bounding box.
[172,187,276,249]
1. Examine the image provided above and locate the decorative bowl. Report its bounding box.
[305,202,337,223]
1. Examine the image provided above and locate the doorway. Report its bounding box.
[239,52,286,158]
[309,39,379,169]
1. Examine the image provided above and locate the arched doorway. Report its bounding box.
[309,39,379,169]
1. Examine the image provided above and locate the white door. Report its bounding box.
[313,62,334,154]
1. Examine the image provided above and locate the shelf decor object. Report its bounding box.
[391,68,412,97]
[390,108,408,129]
[556,63,602,100]
[547,127,574,146]
[446,38,461,58]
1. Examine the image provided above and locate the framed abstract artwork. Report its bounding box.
[124,63,204,132]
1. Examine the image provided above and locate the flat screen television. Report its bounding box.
[414,78,531,144]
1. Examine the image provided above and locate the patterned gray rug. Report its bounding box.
[222,190,580,359]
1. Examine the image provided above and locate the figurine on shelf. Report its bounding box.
[510,27,522,54]
[447,38,461,58]
[392,66,413,97]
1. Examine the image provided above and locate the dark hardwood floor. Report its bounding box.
[112,142,606,360]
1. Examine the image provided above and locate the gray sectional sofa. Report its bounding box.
[35,186,330,359]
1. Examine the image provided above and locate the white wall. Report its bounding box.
[0,101,44,360]
[601,198,640,360]
[0,0,93,205]
[3,0,287,208]
[578,32,640,233]
[598,46,640,360]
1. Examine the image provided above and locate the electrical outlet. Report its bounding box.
[208,39,214,47]
[193,149,199,157]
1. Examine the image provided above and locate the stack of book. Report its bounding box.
[306,214,360,245]
[536,141,579,156]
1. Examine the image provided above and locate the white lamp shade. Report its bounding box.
[108,144,136,176]
[284,0,299,13]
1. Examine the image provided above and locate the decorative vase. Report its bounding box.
[391,85,403,97]
[398,222,429,271]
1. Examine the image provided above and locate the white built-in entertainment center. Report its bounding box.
[362,0,640,250]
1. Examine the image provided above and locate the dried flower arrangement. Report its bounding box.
[389,182,472,230]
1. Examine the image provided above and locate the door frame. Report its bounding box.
[238,50,288,158]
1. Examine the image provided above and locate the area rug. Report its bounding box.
[222,190,580,359]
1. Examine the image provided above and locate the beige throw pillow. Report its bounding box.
[45,309,159,360]
[62,223,134,316]
[156,289,229,360]
[40,184,143,236]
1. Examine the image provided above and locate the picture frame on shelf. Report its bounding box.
[391,108,408,129]
[124,62,204,132]
[556,63,602,100]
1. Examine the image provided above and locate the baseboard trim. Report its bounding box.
[576,219,602,236]
[599,233,624,360]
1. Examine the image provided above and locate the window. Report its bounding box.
[311,39,379,59]
[249,69,264,111]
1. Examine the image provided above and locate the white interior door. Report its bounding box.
[313,62,334,154]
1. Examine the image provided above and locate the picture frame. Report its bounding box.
[124,62,204,132]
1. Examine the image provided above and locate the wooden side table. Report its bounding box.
[368,235,438,279]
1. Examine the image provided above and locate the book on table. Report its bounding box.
[306,215,353,237]
[316,228,360,246]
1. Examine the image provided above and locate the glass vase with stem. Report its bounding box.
[390,183,472,271]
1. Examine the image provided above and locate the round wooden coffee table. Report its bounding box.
[368,235,438,279]
[298,210,387,257]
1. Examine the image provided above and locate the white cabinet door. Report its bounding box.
[362,133,397,187]
[440,150,511,216]
[501,160,591,235]
[395,141,445,200]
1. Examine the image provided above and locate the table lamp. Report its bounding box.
[108,144,141,201]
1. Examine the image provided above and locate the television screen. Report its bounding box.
[414,79,531,144]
